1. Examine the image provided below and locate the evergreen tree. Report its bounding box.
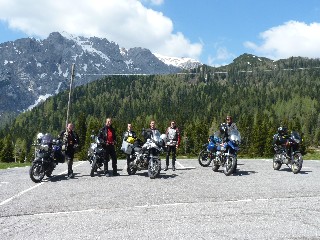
[1,136,14,162]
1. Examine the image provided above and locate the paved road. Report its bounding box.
[0,159,320,240]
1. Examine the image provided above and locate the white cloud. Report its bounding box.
[0,0,202,59]
[207,46,236,67]
[244,21,320,60]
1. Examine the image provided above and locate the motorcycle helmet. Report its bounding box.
[36,132,44,143]
[219,123,227,135]
[277,126,288,135]
[160,134,168,143]
[127,136,135,144]
[207,142,216,151]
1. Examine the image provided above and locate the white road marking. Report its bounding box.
[176,161,195,169]
[12,195,320,217]
[0,161,86,206]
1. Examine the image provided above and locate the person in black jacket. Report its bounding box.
[60,123,79,179]
[98,117,119,177]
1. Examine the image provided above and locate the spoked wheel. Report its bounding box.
[198,149,212,167]
[148,158,160,179]
[291,153,303,174]
[224,155,236,176]
[127,160,137,175]
[273,154,282,170]
[29,161,45,183]
[90,157,97,177]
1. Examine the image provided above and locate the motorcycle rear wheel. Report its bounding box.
[224,155,236,176]
[29,161,45,183]
[291,153,303,174]
[198,149,212,167]
[273,155,282,170]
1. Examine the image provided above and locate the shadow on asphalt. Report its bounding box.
[278,168,311,174]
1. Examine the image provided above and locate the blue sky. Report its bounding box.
[1,0,320,66]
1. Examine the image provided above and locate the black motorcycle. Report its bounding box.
[88,134,106,177]
[122,130,165,179]
[273,131,303,174]
[29,133,65,183]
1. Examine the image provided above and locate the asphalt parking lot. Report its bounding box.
[1,159,320,239]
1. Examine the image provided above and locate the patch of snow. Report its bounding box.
[55,82,62,94]
[27,94,52,110]
[154,53,201,69]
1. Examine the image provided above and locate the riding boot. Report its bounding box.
[164,154,169,171]
[67,158,74,178]
[172,153,176,171]
[104,159,109,176]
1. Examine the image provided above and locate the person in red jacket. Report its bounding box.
[98,117,119,177]
[164,120,181,171]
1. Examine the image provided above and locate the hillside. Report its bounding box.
[1,54,320,161]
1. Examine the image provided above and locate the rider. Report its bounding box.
[98,117,119,177]
[273,126,290,149]
[217,116,238,143]
[226,115,238,133]
[142,120,158,142]
[164,120,181,171]
[59,123,79,179]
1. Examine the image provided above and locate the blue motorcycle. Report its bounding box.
[198,135,222,167]
[212,129,241,176]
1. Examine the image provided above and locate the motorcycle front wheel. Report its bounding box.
[127,160,137,175]
[224,155,236,176]
[198,149,212,167]
[29,161,45,183]
[148,158,160,179]
[273,154,282,170]
[90,156,97,177]
[291,153,303,174]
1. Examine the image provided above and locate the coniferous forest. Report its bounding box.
[1,54,320,162]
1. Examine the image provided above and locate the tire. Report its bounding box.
[198,149,212,167]
[127,160,137,175]
[212,164,220,172]
[291,153,303,174]
[224,155,236,176]
[148,158,160,179]
[29,161,45,183]
[90,156,97,177]
[45,170,53,177]
[273,154,282,170]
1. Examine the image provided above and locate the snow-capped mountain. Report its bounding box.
[0,32,201,124]
[154,53,201,69]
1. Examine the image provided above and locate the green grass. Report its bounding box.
[0,162,30,170]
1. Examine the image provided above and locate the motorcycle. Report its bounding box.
[211,129,241,176]
[87,133,106,177]
[121,130,166,179]
[272,131,303,174]
[198,135,222,167]
[29,133,65,183]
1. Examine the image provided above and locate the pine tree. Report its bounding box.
[1,136,14,162]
